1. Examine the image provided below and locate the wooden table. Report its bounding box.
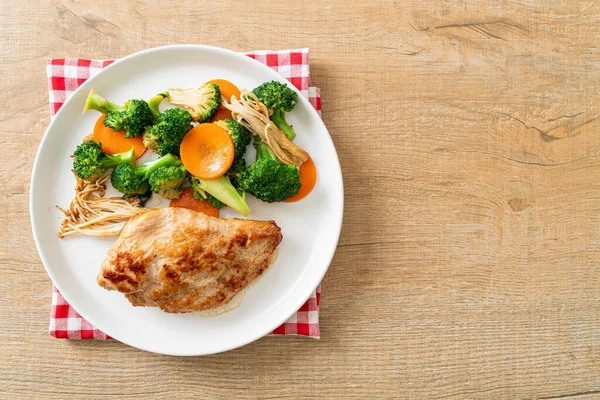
[1,1,599,398]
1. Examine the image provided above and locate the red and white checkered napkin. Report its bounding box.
[47,48,322,340]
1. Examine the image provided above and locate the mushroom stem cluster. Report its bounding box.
[223,91,308,167]
[57,172,149,238]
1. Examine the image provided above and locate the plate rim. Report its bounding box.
[30,44,344,355]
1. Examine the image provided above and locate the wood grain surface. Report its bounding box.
[1,0,599,398]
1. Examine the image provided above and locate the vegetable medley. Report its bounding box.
[69,79,315,222]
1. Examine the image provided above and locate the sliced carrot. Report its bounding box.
[207,79,241,101]
[180,123,234,179]
[92,115,147,159]
[170,187,219,217]
[210,106,232,122]
[284,155,317,202]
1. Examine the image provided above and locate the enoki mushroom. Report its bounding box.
[57,172,150,238]
[222,91,308,167]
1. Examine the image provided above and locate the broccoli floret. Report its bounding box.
[252,81,298,140]
[252,81,297,111]
[213,118,251,161]
[167,83,221,122]
[103,111,124,131]
[119,99,154,138]
[238,160,301,203]
[72,140,134,182]
[148,165,187,199]
[189,181,223,208]
[155,141,179,157]
[111,153,183,196]
[189,175,249,216]
[195,157,246,208]
[111,164,149,195]
[83,90,154,138]
[226,157,246,188]
[110,164,150,195]
[143,107,192,156]
[234,139,301,203]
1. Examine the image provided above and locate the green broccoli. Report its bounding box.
[111,153,182,196]
[72,140,134,182]
[110,164,150,196]
[103,111,125,131]
[213,118,252,161]
[83,90,154,138]
[226,156,247,188]
[232,139,301,203]
[101,99,154,138]
[148,164,187,199]
[143,106,193,157]
[189,174,249,216]
[167,83,221,123]
[252,81,298,140]
[188,180,226,209]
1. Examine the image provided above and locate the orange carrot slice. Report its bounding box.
[92,115,147,159]
[170,187,219,217]
[180,123,234,179]
[284,155,317,202]
[207,79,241,101]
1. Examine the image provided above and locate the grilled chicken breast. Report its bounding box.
[97,207,282,313]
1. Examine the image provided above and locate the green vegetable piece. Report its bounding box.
[148,165,187,200]
[83,90,154,138]
[72,140,134,182]
[252,81,298,140]
[143,107,192,157]
[111,153,182,196]
[189,174,249,216]
[230,138,301,203]
[167,83,221,123]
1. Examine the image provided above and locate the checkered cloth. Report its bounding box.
[46,48,322,340]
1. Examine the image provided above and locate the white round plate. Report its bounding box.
[30,45,343,356]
